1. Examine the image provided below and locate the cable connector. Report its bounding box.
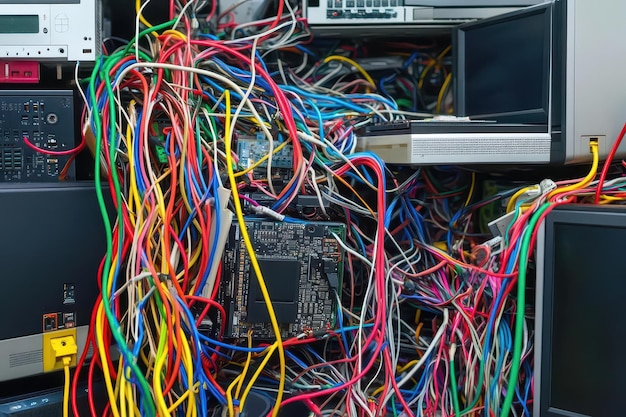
[449,341,457,359]
[518,186,541,201]
[539,179,557,195]
[488,211,515,238]
[42,328,78,372]
[481,236,503,256]
[249,204,285,221]
[51,335,78,358]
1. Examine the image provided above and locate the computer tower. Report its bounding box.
[0,184,112,382]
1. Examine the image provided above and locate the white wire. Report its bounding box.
[307,166,328,216]
[393,309,449,404]
[135,0,152,62]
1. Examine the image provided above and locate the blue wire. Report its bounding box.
[335,291,352,358]
[176,294,226,406]
[198,333,268,353]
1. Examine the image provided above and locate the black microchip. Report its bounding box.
[247,259,300,323]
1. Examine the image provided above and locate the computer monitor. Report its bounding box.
[455,2,552,125]
[455,0,626,164]
[535,204,626,416]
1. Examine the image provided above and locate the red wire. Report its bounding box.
[383,348,415,417]
[274,155,388,415]
[594,122,626,203]
[186,295,227,337]
[73,234,128,415]
[191,38,304,210]
[22,132,86,156]
[71,293,100,416]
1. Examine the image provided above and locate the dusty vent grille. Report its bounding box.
[9,349,42,368]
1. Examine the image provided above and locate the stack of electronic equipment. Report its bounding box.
[356,0,626,166]
[2,1,626,417]
[0,1,110,415]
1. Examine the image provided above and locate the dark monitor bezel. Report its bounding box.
[536,204,626,417]
[454,2,553,124]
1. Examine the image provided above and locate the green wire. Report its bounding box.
[91,54,157,416]
[395,98,413,110]
[391,395,399,417]
[450,358,462,417]
[459,353,484,416]
[501,201,553,417]
[121,19,178,56]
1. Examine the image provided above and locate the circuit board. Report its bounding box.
[218,220,346,339]
[0,90,76,182]
[236,136,293,169]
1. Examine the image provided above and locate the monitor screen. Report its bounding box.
[536,204,626,417]
[455,3,552,123]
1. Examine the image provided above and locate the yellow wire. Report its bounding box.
[322,55,376,92]
[125,367,136,417]
[167,382,201,413]
[226,375,241,417]
[178,326,196,417]
[125,108,140,229]
[235,330,254,399]
[599,195,626,202]
[548,140,599,199]
[161,29,188,41]
[62,357,71,417]
[226,330,255,416]
[370,384,386,398]
[506,186,539,213]
[152,282,173,416]
[464,172,476,207]
[436,45,452,61]
[233,139,292,178]
[371,359,420,397]
[238,344,278,409]
[418,45,451,90]
[96,301,121,417]
[119,360,127,417]
[223,89,286,416]
[397,360,419,374]
[417,60,435,90]
[135,0,161,38]
[436,73,452,114]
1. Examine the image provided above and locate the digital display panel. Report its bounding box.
[0,15,39,34]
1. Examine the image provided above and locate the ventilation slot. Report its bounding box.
[9,349,42,368]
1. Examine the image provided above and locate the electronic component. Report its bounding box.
[455,0,626,164]
[0,380,107,415]
[0,61,38,83]
[236,136,294,169]
[357,120,551,164]
[535,204,626,416]
[242,192,330,211]
[217,0,271,25]
[0,90,75,182]
[217,220,346,339]
[0,184,114,381]
[304,0,542,35]
[0,1,101,61]
[488,211,515,237]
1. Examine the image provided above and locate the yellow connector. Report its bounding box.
[589,137,599,153]
[42,328,77,372]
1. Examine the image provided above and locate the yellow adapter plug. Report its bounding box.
[42,328,78,372]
